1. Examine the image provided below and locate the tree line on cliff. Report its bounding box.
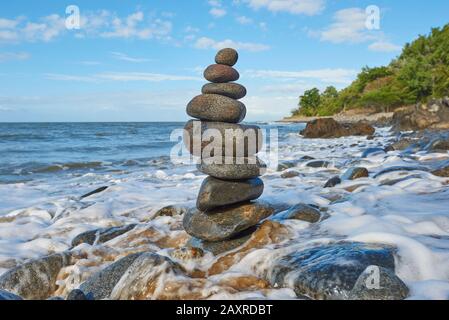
[292,23,449,117]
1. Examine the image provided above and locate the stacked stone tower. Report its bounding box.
[182,48,274,254]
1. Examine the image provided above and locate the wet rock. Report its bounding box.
[110,253,182,300]
[281,170,301,179]
[169,247,205,261]
[187,94,246,123]
[80,186,108,199]
[361,148,385,158]
[373,165,429,178]
[324,176,341,188]
[154,205,188,218]
[197,176,264,211]
[198,157,266,180]
[306,160,330,168]
[187,229,254,256]
[183,202,275,242]
[384,145,395,152]
[47,296,64,300]
[215,48,238,66]
[349,266,409,300]
[269,242,396,300]
[392,98,449,131]
[277,160,298,171]
[183,120,263,158]
[0,289,23,300]
[301,118,375,139]
[275,204,321,223]
[0,252,71,300]
[71,224,137,247]
[426,138,449,152]
[79,253,143,300]
[66,289,94,300]
[202,83,246,100]
[341,167,369,180]
[204,64,239,83]
[301,155,315,161]
[432,165,449,177]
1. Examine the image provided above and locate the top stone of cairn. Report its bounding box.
[215,48,238,66]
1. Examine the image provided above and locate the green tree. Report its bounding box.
[298,88,321,116]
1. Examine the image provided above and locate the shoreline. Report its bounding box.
[277,112,394,124]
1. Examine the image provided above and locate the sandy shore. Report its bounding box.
[278,112,394,124]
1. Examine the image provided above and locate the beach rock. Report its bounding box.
[324,176,341,188]
[341,167,369,180]
[301,118,375,139]
[184,120,263,158]
[301,155,315,161]
[373,165,429,178]
[187,94,246,123]
[197,176,264,211]
[71,224,136,247]
[275,204,321,223]
[154,205,188,218]
[0,289,23,300]
[392,98,449,131]
[202,83,246,100]
[47,296,65,300]
[110,253,182,300]
[169,247,205,261]
[361,147,386,158]
[80,186,108,199]
[0,252,71,300]
[79,253,143,300]
[198,157,266,180]
[432,165,449,177]
[187,227,255,255]
[281,170,301,179]
[183,202,275,242]
[269,242,396,300]
[66,289,94,300]
[204,64,239,83]
[426,138,449,152]
[215,48,238,66]
[349,266,409,300]
[277,160,299,171]
[306,160,330,168]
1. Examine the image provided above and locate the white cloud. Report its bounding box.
[245,68,358,84]
[194,37,270,52]
[0,10,173,43]
[45,72,202,83]
[316,8,374,43]
[100,12,172,40]
[236,16,253,25]
[0,52,30,62]
[368,41,401,52]
[244,0,325,15]
[111,52,152,63]
[209,8,227,18]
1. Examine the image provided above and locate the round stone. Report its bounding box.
[187,94,246,123]
[183,202,275,242]
[215,48,239,66]
[204,64,239,83]
[198,156,266,180]
[202,83,247,100]
[197,177,264,211]
[183,120,263,158]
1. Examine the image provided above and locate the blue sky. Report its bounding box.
[0,0,448,122]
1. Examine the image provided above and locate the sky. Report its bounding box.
[0,0,448,122]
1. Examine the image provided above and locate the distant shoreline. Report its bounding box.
[277,111,394,124]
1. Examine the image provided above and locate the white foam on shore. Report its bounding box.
[0,126,448,299]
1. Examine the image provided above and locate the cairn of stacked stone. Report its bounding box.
[183,48,273,254]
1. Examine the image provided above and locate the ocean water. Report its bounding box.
[1,122,449,300]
